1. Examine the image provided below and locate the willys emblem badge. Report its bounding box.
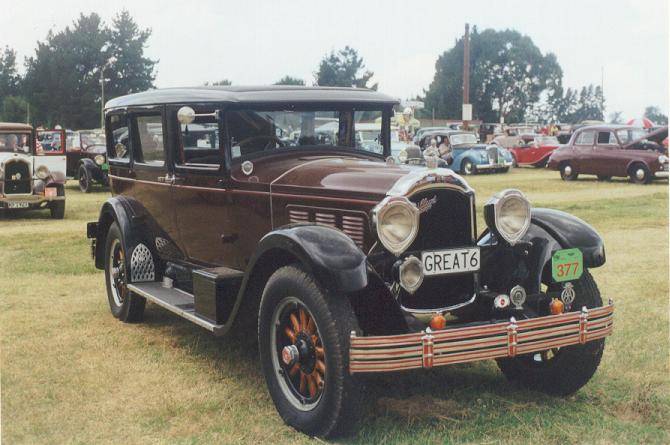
[418,195,438,214]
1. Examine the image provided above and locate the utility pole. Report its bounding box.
[100,67,105,129]
[600,66,605,118]
[462,23,472,130]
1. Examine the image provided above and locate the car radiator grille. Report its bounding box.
[4,161,31,194]
[487,146,499,164]
[288,207,366,248]
[402,187,476,311]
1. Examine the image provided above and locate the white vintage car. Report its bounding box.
[0,123,67,218]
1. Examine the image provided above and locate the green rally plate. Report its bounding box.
[101,163,109,171]
[552,248,583,282]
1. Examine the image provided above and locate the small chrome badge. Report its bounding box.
[418,195,438,214]
[510,285,527,309]
[241,160,254,176]
[561,282,576,307]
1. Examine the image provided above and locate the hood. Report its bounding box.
[624,126,668,150]
[236,153,470,202]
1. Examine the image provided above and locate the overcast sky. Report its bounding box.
[3,0,668,119]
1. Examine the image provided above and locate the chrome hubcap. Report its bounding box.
[564,165,572,175]
[636,169,645,180]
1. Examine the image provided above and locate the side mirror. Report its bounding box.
[177,106,196,125]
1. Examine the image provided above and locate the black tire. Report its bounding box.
[628,163,652,184]
[496,271,605,396]
[50,201,65,219]
[501,167,510,173]
[559,162,578,181]
[597,175,612,181]
[104,222,146,322]
[511,154,518,168]
[78,165,92,193]
[258,265,362,437]
[460,158,474,175]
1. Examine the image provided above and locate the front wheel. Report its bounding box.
[460,158,474,175]
[104,222,145,322]
[496,271,605,396]
[629,163,651,184]
[560,162,579,181]
[78,165,92,193]
[50,200,65,219]
[258,265,361,437]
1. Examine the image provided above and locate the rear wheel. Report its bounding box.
[258,265,361,437]
[628,163,651,184]
[50,200,65,219]
[496,271,605,396]
[560,162,579,181]
[104,222,145,322]
[78,165,92,193]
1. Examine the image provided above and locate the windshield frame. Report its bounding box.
[449,133,478,146]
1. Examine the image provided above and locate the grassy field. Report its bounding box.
[1,169,668,444]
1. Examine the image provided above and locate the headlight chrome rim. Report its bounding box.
[658,155,668,164]
[94,154,105,165]
[397,149,408,163]
[399,255,424,294]
[485,189,531,246]
[36,165,50,180]
[373,196,420,256]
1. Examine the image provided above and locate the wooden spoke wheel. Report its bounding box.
[272,298,326,408]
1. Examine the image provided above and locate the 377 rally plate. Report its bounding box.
[422,247,480,276]
[552,248,583,282]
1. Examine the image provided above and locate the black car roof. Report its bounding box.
[105,86,398,109]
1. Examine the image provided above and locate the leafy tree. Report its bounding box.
[422,28,562,123]
[643,106,668,125]
[204,79,232,86]
[608,111,623,124]
[1,96,29,122]
[275,76,305,86]
[0,46,21,99]
[23,11,155,129]
[315,46,377,89]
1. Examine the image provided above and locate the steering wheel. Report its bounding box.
[239,135,286,151]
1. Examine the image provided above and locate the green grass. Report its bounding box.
[1,169,668,444]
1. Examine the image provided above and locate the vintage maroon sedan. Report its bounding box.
[508,135,560,167]
[547,125,669,183]
[87,86,614,437]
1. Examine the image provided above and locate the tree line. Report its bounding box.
[1,13,666,128]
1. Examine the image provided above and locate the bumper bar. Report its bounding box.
[350,301,613,374]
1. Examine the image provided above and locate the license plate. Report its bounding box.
[422,247,480,276]
[8,201,29,209]
[101,163,109,171]
[552,248,583,282]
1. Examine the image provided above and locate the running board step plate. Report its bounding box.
[127,282,226,335]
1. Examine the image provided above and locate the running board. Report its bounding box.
[127,282,226,335]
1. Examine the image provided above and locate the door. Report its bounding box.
[590,131,620,175]
[127,110,181,260]
[35,129,66,179]
[572,130,596,172]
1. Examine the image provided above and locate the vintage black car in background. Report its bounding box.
[66,129,109,192]
[87,86,614,437]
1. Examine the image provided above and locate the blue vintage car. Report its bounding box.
[416,130,513,174]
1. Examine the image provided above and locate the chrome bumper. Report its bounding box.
[0,194,64,207]
[476,162,512,170]
[655,171,668,178]
[350,302,613,374]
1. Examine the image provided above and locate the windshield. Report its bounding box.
[450,133,478,145]
[616,128,648,144]
[227,108,386,159]
[535,136,559,145]
[80,131,106,148]
[0,132,32,154]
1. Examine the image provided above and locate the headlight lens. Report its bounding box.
[399,256,424,293]
[374,196,420,255]
[36,165,50,180]
[484,189,531,245]
[398,149,408,163]
[659,155,668,164]
[94,154,105,165]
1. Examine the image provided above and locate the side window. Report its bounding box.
[108,113,130,162]
[597,131,617,145]
[134,114,165,167]
[176,110,222,167]
[575,130,595,146]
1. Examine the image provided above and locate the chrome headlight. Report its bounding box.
[36,165,50,180]
[659,155,668,164]
[94,154,105,165]
[397,149,408,163]
[484,189,531,245]
[373,196,420,255]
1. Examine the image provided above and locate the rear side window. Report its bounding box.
[108,114,130,162]
[134,114,165,167]
[597,131,617,145]
[575,131,595,146]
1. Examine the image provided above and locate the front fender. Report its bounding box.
[245,224,368,295]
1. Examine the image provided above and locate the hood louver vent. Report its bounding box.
[288,207,366,248]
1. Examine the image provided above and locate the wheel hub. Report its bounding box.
[564,165,572,175]
[636,168,645,180]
